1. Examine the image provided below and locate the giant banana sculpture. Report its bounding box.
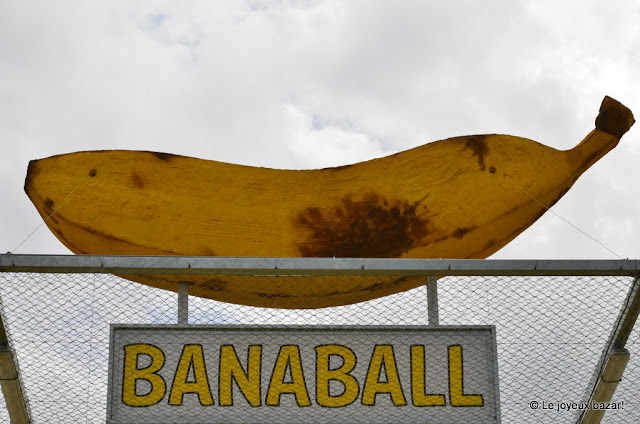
[25,96,634,308]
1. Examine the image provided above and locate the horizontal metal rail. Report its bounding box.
[1,254,639,276]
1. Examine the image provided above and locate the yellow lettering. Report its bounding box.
[362,345,406,406]
[168,345,214,406]
[410,345,446,406]
[315,345,359,407]
[448,345,483,407]
[266,345,311,406]
[122,344,166,407]
[219,345,262,406]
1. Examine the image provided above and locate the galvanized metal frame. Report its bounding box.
[177,282,189,325]
[2,253,640,424]
[2,254,640,276]
[427,275,439,326]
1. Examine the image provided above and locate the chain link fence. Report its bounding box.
[0,256,638,423]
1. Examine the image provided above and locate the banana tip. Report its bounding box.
[24,159,42,197]
[595,96,635,138]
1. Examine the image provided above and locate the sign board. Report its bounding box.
[107,325,500,423]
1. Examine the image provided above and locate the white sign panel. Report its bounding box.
[107,325,500,423]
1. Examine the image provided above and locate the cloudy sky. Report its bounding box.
[2,0,640,259]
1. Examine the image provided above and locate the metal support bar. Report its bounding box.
[427,276,439,326]
[0,310,30,423]
[0,351,30,424]
[2,254,640,277]
[578,276,640,423]
[178,282,189,325]
[612,278,640,351]
[581,349,629,424]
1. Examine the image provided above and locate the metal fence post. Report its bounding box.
[178,282,189,325]
[0,309,30,423]
[579,276,640,423]
[427,276,439,326]
[581,349,629,424]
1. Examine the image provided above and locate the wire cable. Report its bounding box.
[11,177,89,253]
[506,177,623,259]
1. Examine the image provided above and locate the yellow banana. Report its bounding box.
[24,96,634,308]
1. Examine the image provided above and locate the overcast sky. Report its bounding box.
[2,0,640,259]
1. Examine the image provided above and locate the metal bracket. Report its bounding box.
[178,282,189,325]
[427,276,439,326]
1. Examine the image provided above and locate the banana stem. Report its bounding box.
[567,96,634,175]
[595,96,635,139]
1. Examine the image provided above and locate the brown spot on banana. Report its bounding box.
[151,151,177,161]
[254,292,296,299]
[131,172,145,189]
[294,193,433,258]
[199,246,216,256]
[44,197,54,212]
[452,226,477,239]
[464,135,489,170]
[483,239,497,251]
[252,276,414,300]
[356,276,413,293]
[195,278,228,292]
[40,196,60,224]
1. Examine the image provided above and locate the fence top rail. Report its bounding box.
[1,254,640,276]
